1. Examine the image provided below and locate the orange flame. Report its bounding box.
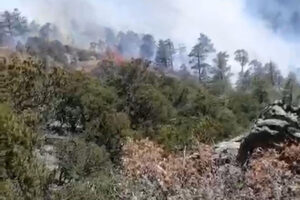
[103,47,126,65]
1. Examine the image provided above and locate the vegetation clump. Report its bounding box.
[1,7,300,199]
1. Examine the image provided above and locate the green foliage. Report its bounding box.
[234,49,249,73]
[92,59,250,149]
[7,58,48,112]
[4,57,267,154]
[160,76,189,107]
[282,72,300,106]
[0,104,49,200]
[189,33,215,82]
[49,71,117,133]
[129,84,175,126]
[182,88,221,117]
[56,138,111,182]
[193,117,224,143]
[228,92,261,128]
[155,112,239,151]
[251,78,271,104]
[0,9,28,38]
[3,12,300,198]
[3,56,290,198]
[85,112,131,160]
[155,39,175,69]
[215,107,241,138]
[52,171,120,200]
[156,123,194,151]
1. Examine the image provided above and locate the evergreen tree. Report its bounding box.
[155,40,168,68]
[140,34,156,60]
[0,8,28,37]
[117,31,141,58]
[282,72,300,105]
[237,69,252,91]
[210,51,232,94]
[189,33,215,82]
[211,51,231,81]
[39,23,60,41]
[155,39,175,69]
[264,61,283,87]
[234,49,249,74]
[164,39,175,69]
[249,59,264,80]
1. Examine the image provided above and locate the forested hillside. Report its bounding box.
[1,8,300,200]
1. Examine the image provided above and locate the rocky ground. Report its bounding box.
[39,101,300,199]
[121,101,300,199]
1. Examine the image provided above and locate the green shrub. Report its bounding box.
[228,92,261,128]
[156,123,195,151]
[52,171,120,200]
[179,88,220,118]
[215,108,241,139]
[55,138,111,182]
[129,84,175,126]
[0,104,49,200]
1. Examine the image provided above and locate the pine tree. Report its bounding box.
[0,8,28,37]
[234,49,249,74]
[189,33,215,82]
[211,51,231,81]
[155,39,175,69]
[140,34,156,60]
[155,40,168,68]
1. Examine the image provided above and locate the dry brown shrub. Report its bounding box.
[245,143,300,199]
[280,142,300,173]
[122,138,213,189]
[122,139,300,199]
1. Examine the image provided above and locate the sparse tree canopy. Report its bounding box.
[39,22,59,41]
[249,59,263,77]
[211,51,231,81]
[0,8,28,37]
[282,72,297,105]
[264,61,282,87]
[209,51,232,95]
[117,30,141,58]
[155,39,175,69]
[140,34,156,60]
[189,33,215,82]
[3,7,300,200]
[155,40,168,68]
[164,39,176,69]
[234,49,249,74]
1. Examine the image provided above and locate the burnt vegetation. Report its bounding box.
[1,8,300,200]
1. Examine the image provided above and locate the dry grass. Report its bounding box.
[122,138,213,189]
[121,139,300,199]
[245,142,300,199]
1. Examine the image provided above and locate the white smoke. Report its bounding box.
[1,0,300,76]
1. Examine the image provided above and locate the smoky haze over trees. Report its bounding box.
[234,49,249,74]
[189,34,215,82]
[3,5,300,200]
[140,34,156,60]
[0,8,297,86]
[0,8,28,46]
[0,7,298,87]
[155,39,176,69]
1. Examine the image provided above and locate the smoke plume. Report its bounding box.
[1,0,300,75]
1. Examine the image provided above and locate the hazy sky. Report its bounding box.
[1,0,300,75]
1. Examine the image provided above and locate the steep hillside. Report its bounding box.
[1,56,300,199]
